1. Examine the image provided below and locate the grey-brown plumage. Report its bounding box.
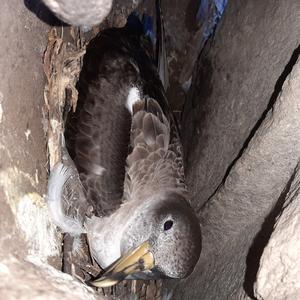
[124,98,185,202]
[48,4,201,287]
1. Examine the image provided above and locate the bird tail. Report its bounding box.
[47,162,86,235]
[125,1,169,90]
[155,0,169,90]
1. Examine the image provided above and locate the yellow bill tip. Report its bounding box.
[89,241,154,288]
[90,277,119,288]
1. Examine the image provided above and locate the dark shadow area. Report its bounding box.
[24,0,67,26]
[243,164,298,299]
[185,0,199,33]
[200,44,300,210]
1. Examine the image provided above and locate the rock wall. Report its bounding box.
[0,1,105,299]
[255,162,300,300]
[0,256,98,300]
[171,0,300,299]
[0,0,57,262]
[182,0,300,211]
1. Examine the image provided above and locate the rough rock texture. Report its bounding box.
[182,0,300,211]
[255,162,300,300]
[168,0,300,297]
[0,256,104,300]
[0,0,58,263]
[0,1,107,299]
[170,54,300,299]
[42,0,113,27]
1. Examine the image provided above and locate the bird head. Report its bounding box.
[90,191,201,287]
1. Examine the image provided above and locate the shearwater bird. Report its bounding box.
[47,0,202,288]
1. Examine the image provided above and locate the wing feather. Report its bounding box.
[124,97,186,201]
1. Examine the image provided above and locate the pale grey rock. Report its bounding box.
[0,256,108,300]
[254,162,300,300]
[0,1,110,298]
[0,0,60,262]
[169,33,300,300]
[167,0,300,297]
[182,0,300,210]
[42,0,112,26]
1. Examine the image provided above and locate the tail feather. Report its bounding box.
[47,163,86,235]
[156,0,169,90]
[125,2,169,90]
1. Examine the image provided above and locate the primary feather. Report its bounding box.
[156,0,169,90]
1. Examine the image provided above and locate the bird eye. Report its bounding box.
[163,220,173,231]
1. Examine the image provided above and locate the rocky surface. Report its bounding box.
[0,1,103,299]
[0,0,59,263]
[182,0,300,211]
[167,0,300,298]
[255,162,300,300]
[0,256,107,300]
[42,0,113,27]
[170,48,300,299]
